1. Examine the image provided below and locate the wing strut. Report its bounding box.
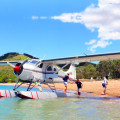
[45,78,56,92]
[36,82,42,92]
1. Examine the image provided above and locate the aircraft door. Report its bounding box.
[36,63,44,81]
[45,65,58,79]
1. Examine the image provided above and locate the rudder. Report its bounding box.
[65,64,76,80]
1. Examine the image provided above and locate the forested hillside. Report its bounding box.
[0,52,37,61]
[77,60,120,80]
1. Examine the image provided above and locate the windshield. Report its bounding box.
[28,60,40,65]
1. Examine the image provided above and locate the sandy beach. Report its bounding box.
[53,80,120,97]
[1,80,120,97]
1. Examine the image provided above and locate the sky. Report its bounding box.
[0,0,120,60]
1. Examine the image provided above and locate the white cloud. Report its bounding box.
[51,0,120,52]
[51,13,82,23]
[98,0,120,8]
[32,16,48,20]
[85,39,96,45]
[88,40,112,53]
[39,16,48,19]
[32,16,39,20]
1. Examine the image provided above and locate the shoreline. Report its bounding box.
[0,80,120,97]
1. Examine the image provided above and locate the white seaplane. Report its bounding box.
[0,52,120,99]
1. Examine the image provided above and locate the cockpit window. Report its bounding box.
[29,60,40,65]
[38,63,43,68]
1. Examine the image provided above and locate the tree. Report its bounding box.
[96,61,112,78]
[76,66,83,79]
[82,64,96,79]
[112,60,120,79]
[96,60,120,79]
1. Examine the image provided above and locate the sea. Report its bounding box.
[0,85,120,120]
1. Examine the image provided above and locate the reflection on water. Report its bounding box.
[0,85,120,120]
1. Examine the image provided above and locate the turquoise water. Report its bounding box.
[0,85,120,120]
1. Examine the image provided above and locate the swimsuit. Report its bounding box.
[63,75,69,86]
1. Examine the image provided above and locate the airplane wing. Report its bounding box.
[0,61,22,66]
[1,52,120,66]
[42,52,120,64]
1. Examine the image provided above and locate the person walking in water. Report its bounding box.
[75,79,83,96]
[63,73,71,93]
[102,76,108,95]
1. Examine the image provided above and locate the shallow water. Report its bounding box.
[0,85,120,120]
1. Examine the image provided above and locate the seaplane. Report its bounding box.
[0,52,120,99]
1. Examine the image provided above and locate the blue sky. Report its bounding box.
[0,0,120,59]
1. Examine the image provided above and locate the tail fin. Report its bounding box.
[53,64,76,83]
[65,64,76,80]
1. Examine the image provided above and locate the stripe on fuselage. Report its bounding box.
[24,68,58,74]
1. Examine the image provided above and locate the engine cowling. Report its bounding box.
[14,63,23,75]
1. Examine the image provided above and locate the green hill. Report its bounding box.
[0,52,38,61]
[0,52,19,61]
[1,54,29,61]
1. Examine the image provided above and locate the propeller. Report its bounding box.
[19,58,29,68]
[7,62,15,68]
[7,58,29,91]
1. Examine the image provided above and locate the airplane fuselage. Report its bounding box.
[15,59,63,83]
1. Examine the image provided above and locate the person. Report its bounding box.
[75,79,83,96]
[63,73,71,93]
[102,76,108,95]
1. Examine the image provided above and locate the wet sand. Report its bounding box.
[1,80,120,97]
